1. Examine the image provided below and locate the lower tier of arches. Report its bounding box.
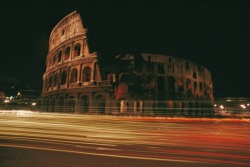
[41,92,214,117]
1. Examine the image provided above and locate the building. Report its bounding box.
[42,11,214,116]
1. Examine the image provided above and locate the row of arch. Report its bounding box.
[43,94,104,113]
[41,95,213,116]
[42,94,144,114]
[156,76,213,98]
[44,66,92,91]
[157,62,206,80]
[44,70,212,99]
[47,43,83,68]
[107,72,213,99]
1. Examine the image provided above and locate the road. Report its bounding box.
[0,110,250,167]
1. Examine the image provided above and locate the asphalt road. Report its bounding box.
[0,110,250,167]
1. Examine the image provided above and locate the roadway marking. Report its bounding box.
[0,143,201,164]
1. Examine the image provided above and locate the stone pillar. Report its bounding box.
[74,94,80,114]
[54,96,59,112]
[88,93,94,113]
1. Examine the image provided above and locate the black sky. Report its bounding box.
[0,0,249,98]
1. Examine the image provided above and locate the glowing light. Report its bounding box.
[214,104,217,107]
[4,99,10,103]
[219,105,224,109]
[32,102,37,106]
[240,104,246,109]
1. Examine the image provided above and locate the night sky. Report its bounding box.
[0,0,249,98]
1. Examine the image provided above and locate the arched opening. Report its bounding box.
[158,76,165,100]
[177,80,184,97]
[188,102,194,117]
[80,95,89,113]
[66,96,75,113]
[58,51,62,63]
[167,76,175,98]
[64,47,71,60]
[60,71,67,85]
[70,69,78,83]
[53,73,58,87]
[49,76,53,88]
[57,97,64,112]
[193,72,197,79]
[194,81,198,96]
[82,67,91,82]
[199,82,203,96]
[73,43,81,57]
[186,79,192,97]
[200,103,205,116]
[167,100,175,116]
[168,100,174,108]
[96,95,105,114]
[49,98,56,112]
[195,102,199,116]
[178,101,185,116]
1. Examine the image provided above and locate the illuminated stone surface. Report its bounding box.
[42,11,214,116]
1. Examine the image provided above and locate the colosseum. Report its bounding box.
[41,11,214,116]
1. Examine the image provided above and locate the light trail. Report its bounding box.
[0,110,250,166]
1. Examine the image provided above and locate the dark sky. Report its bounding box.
[0,0,249,98]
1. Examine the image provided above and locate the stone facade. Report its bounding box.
[42,11,214,116]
